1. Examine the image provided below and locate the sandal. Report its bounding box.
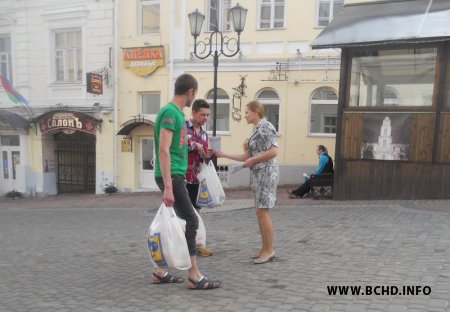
[188,276,221,290]
[151,272,184,284]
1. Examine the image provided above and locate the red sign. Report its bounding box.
[39,112,98,134]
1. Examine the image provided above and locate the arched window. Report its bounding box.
[257,89,280,132]
[383,87,399,105]
[310,87,338,134]
[206,88,230,132]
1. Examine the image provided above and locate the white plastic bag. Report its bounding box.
[147,203,192,270]
[194,209,206,247]
[178,208,206,247]
[196,161,226,208]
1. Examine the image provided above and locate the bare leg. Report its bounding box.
[255,207,273,258]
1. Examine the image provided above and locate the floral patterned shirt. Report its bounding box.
[186,119,209,184]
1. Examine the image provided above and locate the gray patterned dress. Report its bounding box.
[247,118,279,209]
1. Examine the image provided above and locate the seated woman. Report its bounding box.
[288,145,334,199]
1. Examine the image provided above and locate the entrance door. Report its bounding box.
[140,137,157,189]
[1,146,20,194]
[54,131,96,193]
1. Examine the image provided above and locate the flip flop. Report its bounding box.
[151,272,184,284]
[188,276,221,290]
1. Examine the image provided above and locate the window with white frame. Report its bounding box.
[257,89,280,132]
[317,0,344,27]
[207,0,231,32]
[206,88,230,132]
[141,0,160,34]
[0,35,12,81]
[310,87,338,134]
[258,0,285,29]
[141,92,160,115]
[54,29,82,83]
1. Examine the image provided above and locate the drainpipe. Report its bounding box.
[169,0,175,94]
[113,0,119,187]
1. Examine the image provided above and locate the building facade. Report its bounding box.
[115,0,342,191]
[0,0,347,195]
[0,0,115,196]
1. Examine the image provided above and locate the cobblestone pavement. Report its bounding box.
[1,189,450,312]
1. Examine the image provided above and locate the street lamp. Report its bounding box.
[188,3,247,137]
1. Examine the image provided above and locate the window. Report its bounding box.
[349,48,436,107]
[142,92,160,115]
[1,135,20,146]
[2,151,8,179]
[207,0,231,32]
[0,35,12,81]
[142,138,154,170]
[258,0,285,29]
[383,87,400,106]
[141,0,160,34]
[317,0,344,27]
[257,89,280,132]
[323,115,336,134]
[54,30,82,83]
[206,88,230,132]
[310,87,338,134]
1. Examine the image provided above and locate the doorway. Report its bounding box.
[0,135,21,194]
[140,137,157,190]
[54,131,96,193]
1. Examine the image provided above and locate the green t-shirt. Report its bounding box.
[154,102,188,177]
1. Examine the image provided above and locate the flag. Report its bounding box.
[0,74,28,105]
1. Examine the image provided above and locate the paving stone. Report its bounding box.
[0,194,449,311]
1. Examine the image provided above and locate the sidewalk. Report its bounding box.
[1,184,450,212]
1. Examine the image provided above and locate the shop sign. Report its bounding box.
[123,46,165,77]
[39,112,97,134]
[86,72,103,95]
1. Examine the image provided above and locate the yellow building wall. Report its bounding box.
[187,69,337,165]
[116,0,170,190]
[116,0,341,190]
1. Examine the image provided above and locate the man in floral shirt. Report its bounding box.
[186,99,213,256]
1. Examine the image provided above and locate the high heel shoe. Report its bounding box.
[254,251,276,264]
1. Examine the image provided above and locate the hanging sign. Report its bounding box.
[123,46,165,77]
[39,112,98,134]
[86,72,103,95]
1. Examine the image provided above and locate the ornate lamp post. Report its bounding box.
[188,3,247,137]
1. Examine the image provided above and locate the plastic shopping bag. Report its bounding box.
[196,161,226,208]
[178,208,206,247]
[147,203,192,270]
[194,209,206,247]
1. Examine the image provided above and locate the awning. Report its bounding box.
[31,110,102,135]
[0,110,31,130]
[117,116,154,135]
[311,0,450,49]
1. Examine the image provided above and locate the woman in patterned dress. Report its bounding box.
[215,101,279,264]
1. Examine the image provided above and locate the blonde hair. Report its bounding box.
[246,100,265,119]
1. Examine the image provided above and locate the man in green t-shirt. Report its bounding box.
[151,74,221,290]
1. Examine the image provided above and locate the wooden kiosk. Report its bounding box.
[311,0,450,199]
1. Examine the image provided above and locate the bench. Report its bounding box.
[310,173,333,199]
